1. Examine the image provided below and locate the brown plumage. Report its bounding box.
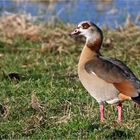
[70,21,140,122]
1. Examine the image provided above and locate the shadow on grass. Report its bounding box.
[88,122,134,139]
[88,122,101,132]
[105,129,133,139]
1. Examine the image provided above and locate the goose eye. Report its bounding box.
[82,23,90,29]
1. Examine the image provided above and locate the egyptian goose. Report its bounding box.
[70,21,140,122]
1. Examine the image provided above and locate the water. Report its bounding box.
[0,0,140,27]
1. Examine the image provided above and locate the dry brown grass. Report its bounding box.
[0,13,140,56]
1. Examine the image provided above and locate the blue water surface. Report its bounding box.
[0,0,140,27]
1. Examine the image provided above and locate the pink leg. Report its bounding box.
[117,103,122,123]
[100,104,105,122]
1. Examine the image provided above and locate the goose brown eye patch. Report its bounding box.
[82,23,90,29]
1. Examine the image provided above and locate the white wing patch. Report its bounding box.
[91,71,97,76]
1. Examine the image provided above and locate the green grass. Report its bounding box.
[0,25,140,140]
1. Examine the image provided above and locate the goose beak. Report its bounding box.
[69,28,81,36]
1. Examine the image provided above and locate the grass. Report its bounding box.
[0,23,140,140]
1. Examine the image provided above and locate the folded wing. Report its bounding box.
[85,57,140,98]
